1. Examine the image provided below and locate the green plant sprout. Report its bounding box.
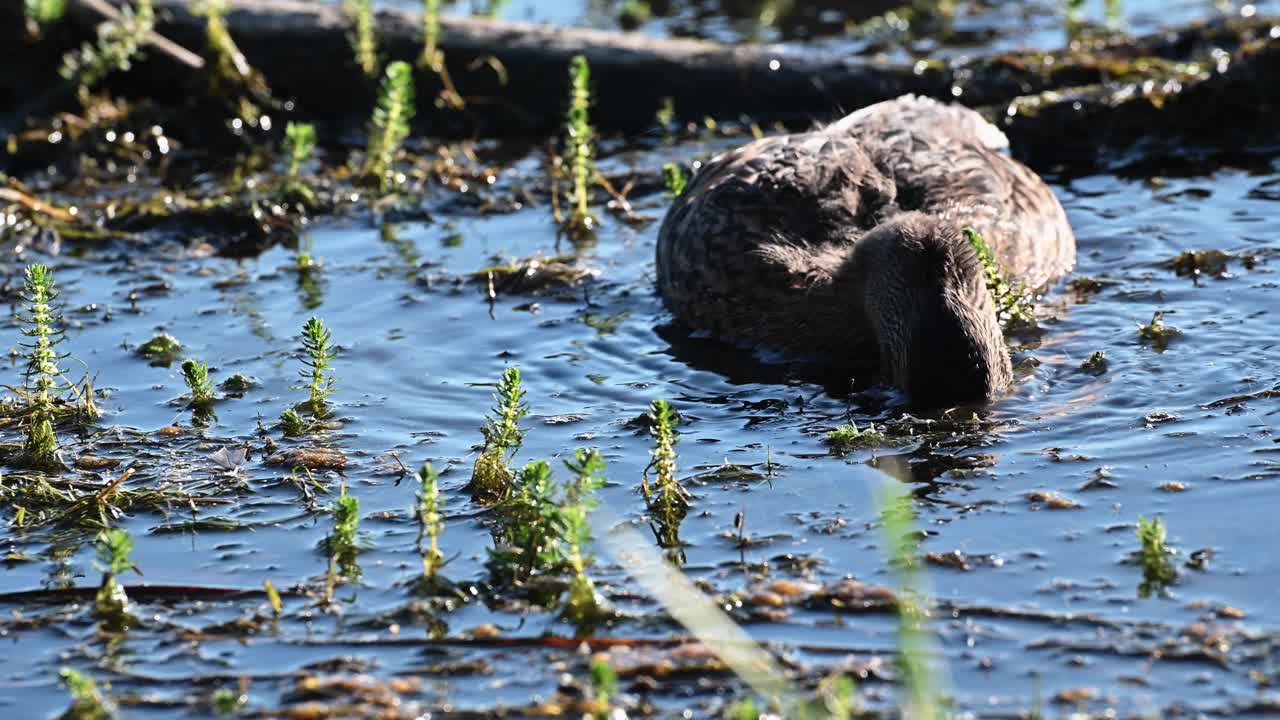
[419,0,465,109]
[16,264,72,470]
[279,407,307,438]
[561,55,598,240]
[195,0,267,123]
[95,528,136,631]
[361,60,416,192]
[588,657,618,720]
[823,421,884,455]
[297,316,337,418]
[346,0,379,76]
[280,122,318,206]
[25,0,66,28]
[1137,515,1176,597]
[1138,311,1179,351]
[181,359,215,408]
[963,227,1036,331]
[876,482,944,720]
[325,485,361,600]
[469,367,528,502]
[137,332,182,366]
[641,399,688,554]
[559,448,608,625]
[662,162,687,197]
[59,0,154,96]
[58,668,114,720]
[416,462,445,579]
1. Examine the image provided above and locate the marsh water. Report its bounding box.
[4,1,1280,718]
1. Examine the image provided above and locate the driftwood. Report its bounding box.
[3,0,1279,166]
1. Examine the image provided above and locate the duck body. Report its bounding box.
[656,95,1075,405]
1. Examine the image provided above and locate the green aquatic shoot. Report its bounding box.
[641,400,688,552]
[346,0,379,77]
[361,61,416,192]
[25,0,66,27]
[18,264,67,470]
[181,359,215,409]
[284,122,316,178]
[1137,515,1176,597]
[298,316,337,418]
[560,448,607,625]
[562,55,598,240]
[280,122,318,206]
[58,668,113,720]
[421,0,443,69]
[279,407,307,438]
[416,463,445,579]
[824,421,884,455]
[469,367,529,502]
[95,528,135,631]
[963,227,1036,331]
[196,0,262,123]
[588,658,618,720]
[1138,311,1179,350]
[59,0,154,94]
[662,163,687,198]
[325,486,361,600]
[877,484,944,720]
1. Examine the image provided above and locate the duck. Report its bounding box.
[655,95,1076,406]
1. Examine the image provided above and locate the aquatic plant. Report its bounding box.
[25,0,66,28]
[561,55,598,240]
[59,0,154,94]
[619,0,651,29]
[137,333,182,366]
[325,486,361,599]
[588,658,618,719]
[662,163,687,197]
[877,483,944,720]
[419,0,465,109]
[15,264,67,470]
[297,316,337,418]
[279,407,307,438]
[58,668,114,720]
[1136,515,1176,597]
[416,463,445,579]
[1081,351,1108,375]
[264,579,283,616]
[963,227,1036,331]
[196,0,267,123]
[655,96,676,127]
[641,399,688,553]
[560,448,607,624]
[824,421,884,455]
[469,367,528,502]
[1138,311,1179,350]
[95,528,135,631]
[346,0,379,77]
[280,122,317,206]
[181,359,215,409]
[212,687,246,715]
[361,61,416,192]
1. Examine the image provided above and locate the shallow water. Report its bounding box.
[4,0,1280,716]
[2,124,1279,715]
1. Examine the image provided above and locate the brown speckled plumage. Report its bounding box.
[656,95,1075,405]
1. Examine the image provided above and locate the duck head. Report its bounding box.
[849,212,1013,406]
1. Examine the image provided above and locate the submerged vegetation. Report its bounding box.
[415,462,446,581]
[1136,515,1177,597]
[17,265,68,471]
[59,0,154,95]
[641,399,688,555]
